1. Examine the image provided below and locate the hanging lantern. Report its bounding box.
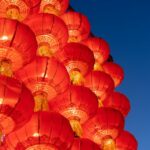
[49,85,98,137]
[24,13,68,57]
[40,0,69,16]
[61,11,90,42]
[70,138,101,150]
[84,71,114,107]
[0,75,34,146]
[0,0,40,21]
[103,91,131,117]
[115,130,138,150]
[82,37,110,70]
[15,56,70,112]
[56,43,95,85]
[102,62,124,87]
[3,111,74,150]
[83,108,124,150]
[0,18,37,77]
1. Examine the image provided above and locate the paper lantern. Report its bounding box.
[15,56,70,112]
[83,108,124,149]
[84,71,114,106]
[82,37,110,68]
[0,18,37,77]
[103,91,131,117]
[3,112,74,150]
[102,62,124,87]
[24,13,68,57]
[0,75,34,145]
[49,85,98,137]
[61,11,90,42]
[56,43,95,85]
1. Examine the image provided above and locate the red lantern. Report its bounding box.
[61,11,91,42]
[40,0,69,16]
[83,108,124,149]
[115,131,138,150]
[82,37,110,67]
[0,18,37,77]
[103,91,131,117]
[15,56,70,112]
[84,71,114,106]
[49,85,98,137]
[0,0,40,21]
[3,112,74,150]
[0,75,34,145]
[56,43,95,85]
[24,13,68,57]
[70,138,101,150]
[102,62,124,87]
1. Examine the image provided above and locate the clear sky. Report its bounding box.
[70,0,150,149]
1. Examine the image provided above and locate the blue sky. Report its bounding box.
[70,0,150,149]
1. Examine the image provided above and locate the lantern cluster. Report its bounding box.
[0,0,137,150]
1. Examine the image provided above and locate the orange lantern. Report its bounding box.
[115,130,138,150]
[103,91,131,117]
[0,75,34,145]
[0,18,37,77]
[70,138,101,150]
[56,43,95,85]
[83,108,124,150]
[24,13,68,57]
[102,62,124,87]
[61,11,90,42]
[3,112,74,150]
[84,71,114,106]
[0,0,40,21]
[49,85,98,137]
[82,37,110,69]
[40,0,69,16]
[15,56,70,112]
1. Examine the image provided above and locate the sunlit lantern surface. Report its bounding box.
[49,85,98,137]
[115,130,138,150]
[0,0,138,149]
[15,56,70,112]
[40,0,69,16]
[0,0,40,21]
[61,11,90,42]
[3,112,74,150]
[24,13,68,57]
[70,138,101,150]
[0,18,37,77]
[0,76,34,145]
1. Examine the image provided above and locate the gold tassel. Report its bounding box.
[94,62,104,71]
[34,92,49,112]
[102,137,116,150]
[70,119,82,137]
[43,4,60,16]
